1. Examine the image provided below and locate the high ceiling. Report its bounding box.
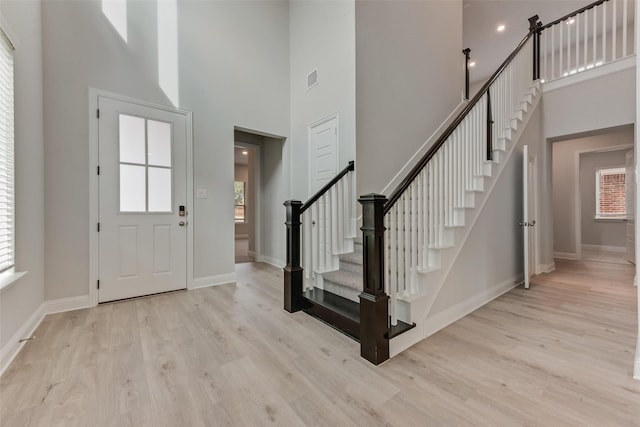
[463,0,597,84]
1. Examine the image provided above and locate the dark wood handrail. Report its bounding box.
[300,160,355,214]
[540,0,608,31]
[383,28,537,214]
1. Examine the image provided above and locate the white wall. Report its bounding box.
[0,1,45,352]
[289,0,356,201]
[543,66,635,139]
[41,0,290,299]
[580,149,631,248]
[355,0,463,197]
[551,127,634,256]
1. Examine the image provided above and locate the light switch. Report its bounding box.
[196,189,208,199]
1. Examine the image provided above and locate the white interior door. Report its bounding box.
[98,96,187,302]
[523,145,533,289]
[309,115,339,273]
[309,115,338,194]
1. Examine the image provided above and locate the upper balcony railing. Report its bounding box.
[538,0,635,83]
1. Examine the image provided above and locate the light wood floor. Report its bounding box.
[1,260,639,426]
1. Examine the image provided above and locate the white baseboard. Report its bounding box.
[0,294,93,376]
[189,273,236,290]
[423,274,522,340]
[0,302,45,376]
[44,295,91,314]
[259,255,285,269]
[582,244,627,253]
[535,262,556,274]
[554,251,578,260]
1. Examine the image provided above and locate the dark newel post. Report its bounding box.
[358,194,389,365]
[463,48,471,100]
[486,89,493,161]
[284,200,304,313]
[536,22,542,80]
[528,15,540,80]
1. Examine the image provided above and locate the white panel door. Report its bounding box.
[309,115,338,193]
[309,115,339,273]
[523,145,535,289]
[98,96,187,302]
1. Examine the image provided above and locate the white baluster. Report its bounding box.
[603,2,607,62]
[403,189,410,295]
[397,194,405,295]
[551,25,556,80]
[560,19,564,76]
[386,213,397,326]
[584,9,589,67]
[411,182,418,294]
[303,210,311,286]
[428,162,434,249]
[623,0,628,57]
[613,0,617,60]
[576,12,580,70]
[543,29,547,81]
[421,168,428,268]
[416,171,423,271]
[593,5,598,65]
[389,206,397,303]
[312,203,319,276]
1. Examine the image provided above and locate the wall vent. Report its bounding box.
[307,69,318,90]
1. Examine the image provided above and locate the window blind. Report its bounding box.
[0,29,14,273]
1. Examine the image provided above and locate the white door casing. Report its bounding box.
[97,95,189,302]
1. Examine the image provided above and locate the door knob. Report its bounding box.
[179,221,186,226]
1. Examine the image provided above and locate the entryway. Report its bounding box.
[551,125,635,266]
[92,92,193,303]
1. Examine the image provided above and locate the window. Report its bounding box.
[234,181,246,223]
[596,167,626,219]
[0,28,15,273]
[118,114,173,213]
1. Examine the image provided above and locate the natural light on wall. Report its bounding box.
[101,0,128,42]
[158,0,179,107]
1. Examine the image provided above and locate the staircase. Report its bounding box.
[284,0,632,366]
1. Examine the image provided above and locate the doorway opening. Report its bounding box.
[233,127,287,268]
[551,125,635,266]
[234,145,256,264]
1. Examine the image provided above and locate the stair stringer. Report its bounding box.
[390,82,542,357]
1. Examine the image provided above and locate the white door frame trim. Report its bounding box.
[88,88,194,306]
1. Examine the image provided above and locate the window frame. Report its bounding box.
[595,166,627,220]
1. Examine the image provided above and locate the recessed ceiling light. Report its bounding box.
[469,61,476,67]
[566,18,575,25]
[497,24,505,32]
[242,151,248,155]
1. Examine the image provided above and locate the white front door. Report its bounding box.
[98,96,188,302]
